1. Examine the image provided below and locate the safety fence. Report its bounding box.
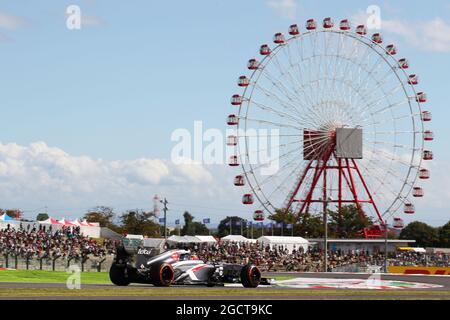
[0,254,114,272]
[330,263,384,273]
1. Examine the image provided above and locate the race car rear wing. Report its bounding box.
[122,237,143,254]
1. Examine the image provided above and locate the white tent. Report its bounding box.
[82,219,98,227]
[71,219,90,227]
[167,235,183,244]
[143,237,165,249]
[39,217,62,225]
[221,235,256,243]
[58,218,76,226]
[0,213,14,221]
[167,235,203,244]
[125,234,144,240]
[183,235,203,243]
[195,235,217,243]
[257,236,309,252]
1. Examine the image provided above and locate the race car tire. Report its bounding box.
[240,264,261,288]
[109,263,131,286]
[150,261,174,287]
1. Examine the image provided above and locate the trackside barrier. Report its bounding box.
[52,256,60,271]
[0,256,114,272]
[388,266,450,275]
[81,256,89,272]
[97,258,106,272]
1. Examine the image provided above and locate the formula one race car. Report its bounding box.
[109,237,264,288]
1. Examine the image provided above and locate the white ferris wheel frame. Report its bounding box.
[232,27,428,223]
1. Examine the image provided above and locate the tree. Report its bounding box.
[267,209,298,236]
[181,211,210,236]
[119,210,159,236]
[437,221,450,248]
[295,214,324,238]
[83,206,119,231]
[268,209,298,224]
[328,205,373,238]
[188,222,210,236]
[217,216,248,237]
[264,208,324,238]
[36,213,49,221]
[4,209,21,219]
[400,221,439,247]
[181,211,195,236]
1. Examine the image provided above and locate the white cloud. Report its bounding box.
[0,141,446,226]
[352,11,450,53]
[266,0,297,20]
[421,18,450,52]
[380,18,450,53]
[0,12,27,30]
[0,142,233,218]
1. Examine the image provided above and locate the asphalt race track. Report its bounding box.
[0,272,449,300]
[264,272,450,290]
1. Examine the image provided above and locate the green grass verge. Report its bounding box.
[0,270,293,285]
[0,270,111,284]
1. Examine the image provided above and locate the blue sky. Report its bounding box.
[0,0,449,226]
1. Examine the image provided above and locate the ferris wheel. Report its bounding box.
[227,18,433,234]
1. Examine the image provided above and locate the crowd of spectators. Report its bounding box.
[0,224,117,262]
[390,251,450,267]
[174,241,449,271]
[2,224,449,271]
[171,241,386,272]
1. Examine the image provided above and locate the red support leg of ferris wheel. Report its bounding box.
[294,145,334,216]
[283,129,386,239]
[351,159,384,224]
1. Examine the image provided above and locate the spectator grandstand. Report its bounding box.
[168,241,387,272]
[1,224,448,272]
[0,224,117,271]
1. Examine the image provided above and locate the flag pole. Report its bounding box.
[161,198,168,240]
